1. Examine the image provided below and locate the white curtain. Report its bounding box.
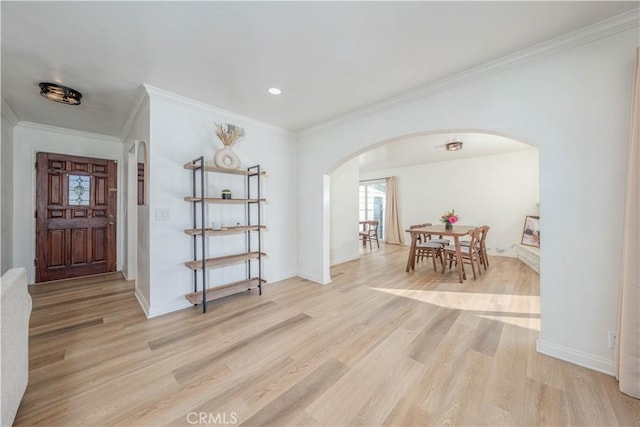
[384,176,404,245]
[616,47,640,399]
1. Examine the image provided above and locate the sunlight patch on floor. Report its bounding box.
[478,314,540,331]
[372,287,540,331]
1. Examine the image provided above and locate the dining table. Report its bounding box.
[405,224,479,283]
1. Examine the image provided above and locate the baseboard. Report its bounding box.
[297,272,331,285]
[536,339,615,376]
[147,299,192,318]
[487,247,517,258]
[134,287,150,317]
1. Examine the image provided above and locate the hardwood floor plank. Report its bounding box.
[239,358,348,426]
[407,307,462,363]
[147,300,279,351]
[28,350,65,370]
[172,313,312,384]
[382,397,432,427]
[29,317,104,340]
[14,245,638,426]
[470,317,504,357]
[306,327,423,426]
[563,362,620,426]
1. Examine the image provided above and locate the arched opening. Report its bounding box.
[328,129,540,275]
[327,128,541,333]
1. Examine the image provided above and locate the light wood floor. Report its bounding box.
[16,245,640,426]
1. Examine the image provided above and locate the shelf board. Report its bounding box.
[184,225,267,236]
[185,278,267,304]
[183,162,267,176]
[184,251,267,270]
[183,196,266,204]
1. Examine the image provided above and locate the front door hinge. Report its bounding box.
[34,258,37,266]
[35,161,38,169]
[34,210,37,218]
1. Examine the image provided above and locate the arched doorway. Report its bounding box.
[328,130,539,274]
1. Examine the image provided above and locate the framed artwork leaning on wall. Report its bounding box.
[521,215,540,247]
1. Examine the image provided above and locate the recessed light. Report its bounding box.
[268,87,282,95]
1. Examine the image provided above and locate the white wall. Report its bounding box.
[145,86,298,317]
[122,95,151,313]
[297,26,639,374]
[330,157,360,265]
[360,150,540,256]
[1,114,15,274]
[12,123,123,283]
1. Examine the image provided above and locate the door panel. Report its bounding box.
[47,230,66,267]
[36,152,117,282]
[70,229,88,265]
[93,228,106,262]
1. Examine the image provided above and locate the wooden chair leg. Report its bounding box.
[470,254,477,280]
[476,250,482,275]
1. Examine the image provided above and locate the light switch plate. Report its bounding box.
[155,208,170,221]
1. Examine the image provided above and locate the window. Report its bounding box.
[359,180,386,239]
[68,175,91,206]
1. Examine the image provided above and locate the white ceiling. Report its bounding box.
[358,132,536,172]
[1,2,637,137]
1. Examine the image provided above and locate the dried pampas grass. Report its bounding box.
[214,122,245,146]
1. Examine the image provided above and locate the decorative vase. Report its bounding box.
[445,222,453,230]
[214,146,240,169]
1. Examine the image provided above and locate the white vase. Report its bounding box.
[214,146,240,169]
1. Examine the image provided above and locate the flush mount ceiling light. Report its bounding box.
[39,82,82,105]
[268,87,282,95]
[446,141,463,151]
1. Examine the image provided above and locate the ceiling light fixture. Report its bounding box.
[446,141,463,151]
[39,82,82,105]
[268,87,282,95]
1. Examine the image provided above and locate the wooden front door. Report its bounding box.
[35,152,117,282]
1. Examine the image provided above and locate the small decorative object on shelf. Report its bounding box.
[221,189,232,199]
[213,122,244,169]
[440,209,459,230]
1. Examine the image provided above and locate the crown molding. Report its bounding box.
[143,84,295,137]
[299,8,640,138]
[119,85,150,141]
[16,121,122,143]
[1,98,20,126]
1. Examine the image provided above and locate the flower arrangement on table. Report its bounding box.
[440,209,459,229]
